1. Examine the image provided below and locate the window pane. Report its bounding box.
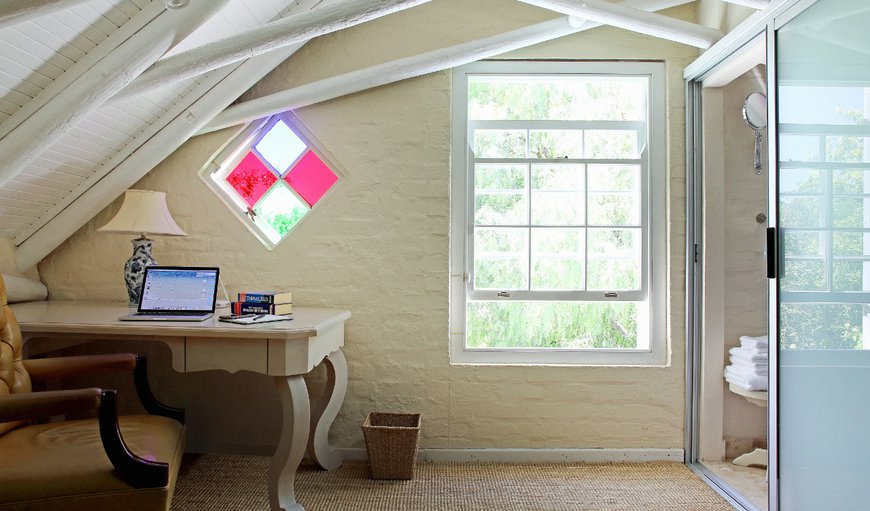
[780,196,823,228]
[827,136,870,163]
[781,259,827,291]
[832,261,869,292]
[253,183,308,243]
[530,228,584,290]
[588,166,641,226]
[833,169,870,194]
[474,227,528,289]
[473,129,526,158]
[225,152,278,207]
[780,168,822,193]
[254,119,307,175]
[587,228,641,290]
[475,164,528,225]
[284,150,339,207]
[833,197,866,228]
[781,303,864,350]
[584,130,639,159]
[780,135,821,162]
[531,164,584,226]
[528,129,583,158]
[466,301,640,348]
[468,76,646,121]
[784,230,824,257]
[833,232,870,257]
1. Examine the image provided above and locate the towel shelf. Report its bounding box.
[728,383,768,408]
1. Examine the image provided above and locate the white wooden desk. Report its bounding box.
[10,300,351,511]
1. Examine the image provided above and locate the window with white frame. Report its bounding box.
[450,61,666,365]
[200,112,340,249]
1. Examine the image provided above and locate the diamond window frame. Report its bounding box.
[199,111,341,250]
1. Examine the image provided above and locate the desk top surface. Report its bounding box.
[10,300,351,340]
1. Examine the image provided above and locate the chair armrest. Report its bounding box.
[23,353,137,381]
[25,354,185,424]
[0,388,102,424]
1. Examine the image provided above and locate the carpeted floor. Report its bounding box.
[171,454,733,511]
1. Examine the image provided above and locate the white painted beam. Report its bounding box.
[116,0,432,100]
[722,0,770,9]
[702,33,765,87]
[0,1,231,191]
[200,0,694,134]
[14,46,303,270]
[0,0,91,29]
[517,0,722,49]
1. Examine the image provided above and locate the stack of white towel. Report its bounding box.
[724,335,768,391]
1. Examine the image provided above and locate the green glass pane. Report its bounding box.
[465,301,639,349]
[833,197,865,228]
[781,259,826,291]
[530,228,584,290]
[253,184,308,243]
[473,227,528,290]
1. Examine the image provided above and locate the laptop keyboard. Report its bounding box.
[134,311,206,316]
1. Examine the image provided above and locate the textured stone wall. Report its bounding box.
[38,0,698,453]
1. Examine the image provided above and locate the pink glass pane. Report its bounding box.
[226,152,277,207]
[284,151,338,206]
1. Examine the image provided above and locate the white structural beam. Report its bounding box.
[722,0,770,9]
[517,0,722,49]
[0,0,91,29]
[0,0,231,191]
[702,33,765,87]
[200,0,694,134]
[116,0,432,99]
[15,46,304,270]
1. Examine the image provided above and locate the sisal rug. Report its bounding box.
[171,454,733,511]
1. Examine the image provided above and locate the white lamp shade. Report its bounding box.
[98,190,187,236]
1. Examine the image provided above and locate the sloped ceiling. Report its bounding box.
[0,0,765,272]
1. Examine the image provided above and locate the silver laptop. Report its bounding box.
[121,266,220,321]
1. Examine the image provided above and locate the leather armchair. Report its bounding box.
[0,275,186,511]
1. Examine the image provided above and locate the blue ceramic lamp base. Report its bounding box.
[124,236,156,307]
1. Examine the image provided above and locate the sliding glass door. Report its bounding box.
[774,0,870,508]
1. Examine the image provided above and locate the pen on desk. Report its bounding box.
[252,314,266,321]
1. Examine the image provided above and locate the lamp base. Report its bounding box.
[124,236,156,307]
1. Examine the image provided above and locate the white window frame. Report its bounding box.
[449,60,667,366]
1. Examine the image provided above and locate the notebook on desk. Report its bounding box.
[120,266,220,321]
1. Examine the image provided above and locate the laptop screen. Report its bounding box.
[138,266,220,313]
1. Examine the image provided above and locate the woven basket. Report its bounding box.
[362,412,421,480]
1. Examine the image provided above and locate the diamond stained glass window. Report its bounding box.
[205,114,340,248]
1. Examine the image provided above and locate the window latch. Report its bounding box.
[497,291,511,298]
[604,292,618,298]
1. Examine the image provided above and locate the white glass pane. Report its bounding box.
[474,164,528,225]
[473,227,528,290]
[587,228,641,290]
[584,130,639,159]
[530,228,584,290]
[253,183,308,243]
[528,129,583,158]
[531,164,585,226]
[254,120,307,175]
[473,129,527,158]
[465,301,640,348]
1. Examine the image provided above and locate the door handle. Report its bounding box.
[766,227,777,279]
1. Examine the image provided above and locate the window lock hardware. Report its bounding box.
[604,292,618,298]
[497,291,511,298]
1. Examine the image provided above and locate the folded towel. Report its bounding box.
[725,366,768,390]
[729,347,768,364]
[726,361,768,377]
[739,335,768,349]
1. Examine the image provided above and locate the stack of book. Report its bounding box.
[232,290,293,315]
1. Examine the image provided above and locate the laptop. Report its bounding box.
[120,266,220,321]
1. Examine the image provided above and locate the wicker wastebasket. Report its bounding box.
[361,412,421,480]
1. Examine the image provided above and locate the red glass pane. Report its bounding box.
[284,151,338,206]
[226,152,277,207]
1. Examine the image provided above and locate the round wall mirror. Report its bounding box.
[743,92,767,129]
[743,92,767,175]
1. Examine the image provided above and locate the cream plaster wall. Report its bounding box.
[37,0,698,453]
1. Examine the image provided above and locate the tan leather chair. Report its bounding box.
[0,275,186,511]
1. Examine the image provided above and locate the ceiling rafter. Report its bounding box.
[114,0,433,100]
[0,1,232,191]
[722,0,770,9]
[517,0,723,49]
[200,0,695,134]
[0,0,91,30]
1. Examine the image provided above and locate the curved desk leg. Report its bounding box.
[269,375,310,511]
[306,349,347,470]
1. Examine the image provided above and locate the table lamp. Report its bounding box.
[98,190,187,306]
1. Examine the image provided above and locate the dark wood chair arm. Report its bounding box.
[0,388,102,423]
[24,354,185,424]
[23,353,137,381]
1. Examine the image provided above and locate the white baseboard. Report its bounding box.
[337,448,684,463]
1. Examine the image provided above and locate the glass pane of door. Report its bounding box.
[776,1,870,509]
